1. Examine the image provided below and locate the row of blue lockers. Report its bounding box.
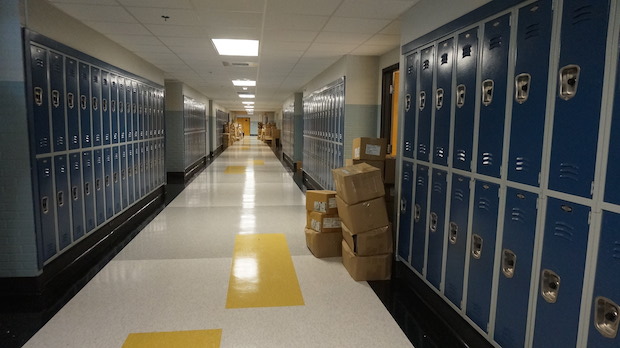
[281,105,294,160]
[183,96,207,169]
[28,43,165,156]
[215,109,229,149]
[302,138,344,191]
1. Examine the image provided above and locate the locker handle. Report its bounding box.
[414,203,421,223]
[57,191,64,207]
[95,179,101,191]
[559,65,580,101]
[541,269,561,304]
[67,93,75,109]
[436,88,444,110]
[515,73,531,104]
[594,296,619,339]
[105,175,110,187]
[113,172,118,183]
[81,95,87,110]
[449,222,458,244]
[405,94,411,112]
[72,186,79,201]
[502,249,516,278]
[85,182,90,196]
[456,85,466,108]
[121,169,126,180]
[34,87,43,106]
[41,196,49,214]
[102,98,108,112]
[92,97,98,110]
[471,234,483,259]
[430,212,438,232]
[52,90,60,108]
[482,79,494,106]
[111,100,116,112]
[419,91,426,110]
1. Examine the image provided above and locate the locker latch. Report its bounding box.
[471,234,483,259]
[414,203,421,222]
[419,91,426,110]
[113,172,119,183]
[67,93,75,109]
[482,79,494,106]
[559,65,580,101]
[84,182,90,196]
[102,98,108,112]
[449,222,458,244]
[430,212,438,232]
[92,97,98,110]
[112,100,116,112]
[502,249,516,278]
[57,191,64,207]
[456,85,466,108]
[34,87,43,106]
[72,186,78,201]
[400,199,407,213]
[41,196,49,214]
[80,95,87,110]
[541,269,561,303]
[52,90,60,108]
[436,88,444,110]
[515,73,531,104]
[95,179,101,191]
[594,296,619,339]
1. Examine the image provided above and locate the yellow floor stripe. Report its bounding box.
[253,160,264,165]
[122,329,222,348]
[224,166,246,174]
[226,234,305,308]
[240,146,251,150]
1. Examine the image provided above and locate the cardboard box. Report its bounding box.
[332,163,385,205]
[384,156,396,184]
[352,137,387,161]
[336,195,389,233]
[344,159,385,181]
[306,190,338,214]
[305,228,342,258]
[342,223,393,256]
[341,240,391,281]
[307,211,342,233]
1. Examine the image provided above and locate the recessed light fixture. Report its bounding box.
[242,101,254,105]
[239,94,255,99]
[243,87,248,91]
[212,39,259,56]
[232,80,256,87]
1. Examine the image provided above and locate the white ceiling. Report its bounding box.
[47,0,419,112]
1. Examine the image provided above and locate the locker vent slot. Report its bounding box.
[482,79,494,106]
[478,198,491,211]
[435,147,445,159]
[35,58,44,68]
[559,163,580,181]
[430,212,438,232]
[594,297,620,338]
[515,73,531,104]
[453,189,465,202]
[559,65,580,100]
[418,143,427,155]
[489,36,503,50]
[441,53,448,65]
[502,249,516,278]
[456,84,466,108]
[525,24,541,40]
[419,91,426,110]
[462,45,472,58]
[52,59,62,73]
[553,222,575,242]
[482,152,493,166]
[449,222,458,244]
[436,88,444,109]
[422,59,430,70]
[433,182,444,194]
[572,5,594,25]
[471,234,483,259]
[414,203,421,222]
[541,269,561,303]
[456,150,467,163]
[511,208,527,224]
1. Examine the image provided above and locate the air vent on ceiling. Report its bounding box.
[222,61,258,67]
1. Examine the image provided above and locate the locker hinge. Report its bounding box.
[588,212,592,225]
[591,182,595,196]
[390,85,394,94]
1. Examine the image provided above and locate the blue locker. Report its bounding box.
[112,146,122,214]
[149,88,155,138]
[127,144,135,205]
[433,38,454,166]
[548,0,610,197]
[110,75,119,144]
[445,174,471,307]
[69,153,85,240]
[398,161,414,262]
[49,52,67,152]
[494,188,538,348]
[54,155,72,251]
[587,211,620,347]
[90,66,102,147]
[30,45,51,155]
[533,198,590,348]
[466,180,500,331]
[81,151,96,233]
[145,141,151,192]
[126,79,134,142]
[426,169,448,289]
[78,62,92,148]
[605,7,620,204]
[403,52,418,159]
[507,1,553,186]
[134,144,141,200]
[140,142,147,195]
[477,14,511,178]
[417,46,434,162]
[411,165,430,274]
[36,157,57,262]
[101,70,111,145]
[65,57,80,150]
[132,82,139,141]
[118,78,126,143]
[138,84,145,140]
[120,145,129,208]
[453,28,478,171]
[93,149,105,225]
[104,147,113,219]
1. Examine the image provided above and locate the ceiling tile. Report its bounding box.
[199,11,264,31]
[85,21,150,35]
[314,31,372,45]
[190,0,266,13]
[267,0,341,16]
[335,0,419,19]
[144,24,209,38]
[263,29,318,43]
[50,0,117,5]
[125,7,202,26]
[264,13,329,31]
[106,34,161,46]
[51,3,136,23]
[323,17,392,34]
[118,0,193,9]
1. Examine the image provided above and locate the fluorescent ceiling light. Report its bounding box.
[239,94,255,98]
[232,80,256,87]
[212,39,259,56]
[242,101,255,105]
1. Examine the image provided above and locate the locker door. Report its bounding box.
[145,141,151,192]
[132,82,139,141]
[403,52,418,159]
[94,149,105,225]
[445,174,471,307]
[30,45,51,154]
[54,155,71,250]
[127,144,135,205]
[507,1,553,186]
[548,0,611,197]
[134,144,142,199]
[433,38,454,166]
[82,151,96,233]
[78,62,91,148]
[49,52,67,152]
[149,87,155,138]
[494,188,538,348]
[466,181,500,331]
[427,169,448,289]
[453,28,478,171]
[69,153,84,241]
[91,66,102,147]
[533,198,590,348]
[587,211,620,347]
[398,161,414,262]
[120,145,128,208]
[110,74,119,144]
[126,79,133,142]
[118,79,126,143]
[606,7,620,204]
[104,147,113,219]
[411,165,430,273]
[417,46,434,162]
[477,14,511,178]
[65,57,80,150]
[101,70,111,145]
[36,157,57,262]
[138,84,145,140]
[112,146,122,214]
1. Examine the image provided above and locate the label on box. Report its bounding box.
[311,219,321,232]
[328,198,337,209]
[354,147,360,158]
[314,201,327,212]
[365,144,381,156]
[323,217,341,229]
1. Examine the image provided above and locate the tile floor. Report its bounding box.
[22,136,413,348]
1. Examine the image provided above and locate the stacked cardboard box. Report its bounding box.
[304,190,342,258]
[332,163,392,281]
